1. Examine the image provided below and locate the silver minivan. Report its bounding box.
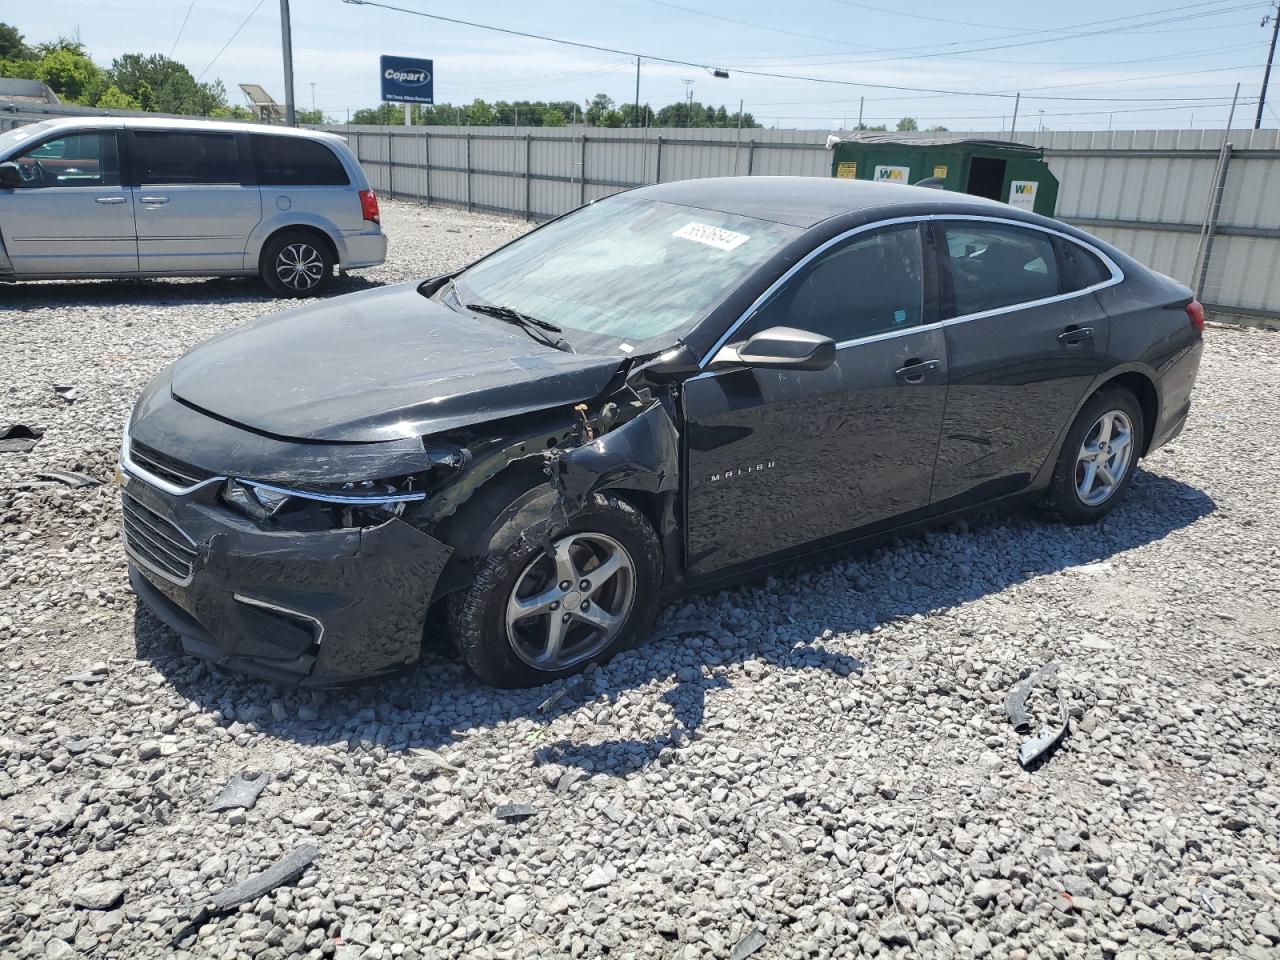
[0,117,386,297]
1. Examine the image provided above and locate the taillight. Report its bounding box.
[1186,298,1205,333]
[359,189,380,224]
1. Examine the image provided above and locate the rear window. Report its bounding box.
[133,131,239,185]
[252,135,349,186]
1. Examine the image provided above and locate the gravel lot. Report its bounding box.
[1,199,1278,960]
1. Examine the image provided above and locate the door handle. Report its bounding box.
[139,196,169,205]
[95,196,127,204]
[1058,325,1094,346]
[894,358,941,383]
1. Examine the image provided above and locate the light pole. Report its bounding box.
[279,0,296,125]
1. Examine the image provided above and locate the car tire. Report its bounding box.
[1046,387,1145,524]
[447,492,663,688]
[259,231,334,298]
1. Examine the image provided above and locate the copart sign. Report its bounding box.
[380,55,434,104]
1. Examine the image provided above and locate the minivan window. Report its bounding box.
[941,222,1059,317]
[252,135,349,185]
[744,224,924,344]
[10,132,119,188]
[133,131,239,185]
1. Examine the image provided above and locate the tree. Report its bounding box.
[35,47,103,103]
[585,92,614,126]
[618,103,654,127]
[465,98,496,125]
[95,84,141,111]
[541,107,566,127]
[109,53,226,115]
[928,124,949,132]
[295,108,324,125]
[0,22,28,60]
[896,116,918,132]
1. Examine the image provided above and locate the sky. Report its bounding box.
[11,0,1279,130]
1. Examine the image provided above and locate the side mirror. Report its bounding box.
[0,163,20,188]
[710,325,836,372]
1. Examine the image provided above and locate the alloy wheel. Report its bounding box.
[505,532,636,671]
[275,242,325,291]
[1075,409,1135,506]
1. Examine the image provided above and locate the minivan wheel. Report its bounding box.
[260,231,334,298]
[447,492,663,688]
[1046,387,1145,524]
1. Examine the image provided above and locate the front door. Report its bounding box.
[129,130,261,274]
[929,219,1113,511]
[683,222,949,577]
[0,129,137,276]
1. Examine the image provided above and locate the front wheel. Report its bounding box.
[259,231,334,298]
[1046,387,1145,523]
[447,492,663,688]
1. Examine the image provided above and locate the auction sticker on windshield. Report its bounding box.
[673,222,750,251]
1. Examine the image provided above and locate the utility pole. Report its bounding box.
[857,96,863,129]
[634,57,641,128]
[279,0,296,126]
[310,82,315,114]
[1256,3,1279,129]
[1010,92,1021,136]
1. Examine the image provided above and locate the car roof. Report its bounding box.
[26,115,346,143]
[629,175,1015,228]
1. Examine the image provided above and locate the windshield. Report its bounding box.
[450,195,802,353]
[0,121,57,160]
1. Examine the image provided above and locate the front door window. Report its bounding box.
[11,133,120,188]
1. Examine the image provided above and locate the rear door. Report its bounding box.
[929,218,1114,511]
[129,129,262,273]
[0,128,137,276]
[683,221,948,576]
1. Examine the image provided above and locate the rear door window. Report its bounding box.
[252,135,349,185]
[133,131,240,185]
[1059,238,1113,291]
[10,132,120,188]
[940,221,1060,318]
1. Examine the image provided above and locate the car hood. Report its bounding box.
[169,283,625,443]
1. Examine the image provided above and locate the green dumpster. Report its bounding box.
[827,134,1059,217]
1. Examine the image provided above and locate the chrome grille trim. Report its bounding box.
[121,493,198,586]
[128,440,214,489]
[119,420,225,497]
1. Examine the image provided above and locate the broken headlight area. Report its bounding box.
[219,478,428,529]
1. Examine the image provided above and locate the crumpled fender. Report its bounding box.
[548,399,681,514]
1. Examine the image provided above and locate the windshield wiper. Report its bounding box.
[464,302,573,352]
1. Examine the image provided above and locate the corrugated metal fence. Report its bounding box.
[337,124,1280,328]
[2,100,1276,327]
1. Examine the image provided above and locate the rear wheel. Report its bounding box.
[447,492,662,688]
[260,230,334,298]
[1047,387,1144,523]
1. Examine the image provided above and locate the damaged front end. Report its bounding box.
[122,367,684,686]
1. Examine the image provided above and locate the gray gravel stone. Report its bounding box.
[0,201,1277,960]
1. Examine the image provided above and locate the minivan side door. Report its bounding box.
[682,221,949,577]
[128,129,262,274]
[0,128,137,276]
[929,217,1114,512]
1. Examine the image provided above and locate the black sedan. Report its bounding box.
[119,176,1203,687]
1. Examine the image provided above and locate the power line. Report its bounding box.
[170,0,198,58]
[196,0,267,82]
[689,0,1258,66]
[344,0,1257,103]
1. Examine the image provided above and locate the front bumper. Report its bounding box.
[121,470,452,686]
